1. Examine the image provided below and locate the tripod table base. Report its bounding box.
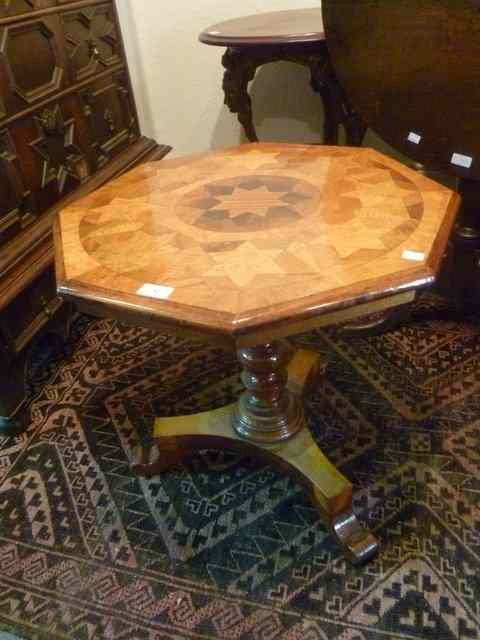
[133,349,378,564]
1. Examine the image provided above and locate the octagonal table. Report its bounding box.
[55,143,459,563]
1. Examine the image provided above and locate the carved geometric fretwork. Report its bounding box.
[81,79,131,168]
[116,75,137,137]
[81,90,106,167]
[30,105,89,194]
[1,20,63,104]
[63,7,120,81]
[103,108,115,134]
[0,129,34,241]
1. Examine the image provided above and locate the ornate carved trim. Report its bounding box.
[81,74,135,167]
[0,19,64,105]
[30,103,90,193]
[221,45,366,146]
[63,5,121,82]
[0,128,34,238]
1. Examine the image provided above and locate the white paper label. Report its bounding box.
[402,250,425,262]
[137,283,174,300]
[451,153,473,169]
[407,132,422,144]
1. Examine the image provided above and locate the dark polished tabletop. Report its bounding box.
[199,8,325,47]
[323,0,480,180]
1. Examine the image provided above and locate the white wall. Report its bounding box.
[115,0,427,175]
[116,0,325,157]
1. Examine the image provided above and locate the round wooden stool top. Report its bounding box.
[199,8,325,47]
[56,144,459,347]
[323,0,480,179]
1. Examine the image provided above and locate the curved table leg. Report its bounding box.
[309,55,341,145]
[133,348,378,565]
[222,48,258,142]
[309,56,366,147]
[221,46,365,148]
[344,110,368,147]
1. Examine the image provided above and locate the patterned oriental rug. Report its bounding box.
[0,293,479,640]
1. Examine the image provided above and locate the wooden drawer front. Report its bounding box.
[0,127,35,248]
[0,2,125,123]
[80,71,139,168]
[5,94,95,228]
[0,264,57,347]
[0,67,140,251]
[0,0,54,19]
[0,15,68,116]
[62,3,122,84]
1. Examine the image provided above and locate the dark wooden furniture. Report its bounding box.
[55,143,459,562]
[199,9,365,146]
[0,0,171,433]
[323,0,480,306]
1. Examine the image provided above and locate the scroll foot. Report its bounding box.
[331,509,379,565]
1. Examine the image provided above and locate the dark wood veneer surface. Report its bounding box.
[323,0,480,307]
[323,0,480,180]
[199,8,325,47]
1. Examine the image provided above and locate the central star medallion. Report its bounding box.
[179,174,320,233]
[211,184,291,219]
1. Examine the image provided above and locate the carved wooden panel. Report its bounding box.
[63,4,121,83]
[81,71,138,168]
[8,98,92,215]
[0,17,66,113]
[0,128,34,247]
[1,265,56,342]
[0,0,167,423]
[31,103,89,189]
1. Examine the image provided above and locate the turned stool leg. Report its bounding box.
[233,341,304,444]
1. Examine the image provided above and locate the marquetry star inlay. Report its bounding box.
[58,144,457,323]
[204,241,284,287]
[209,184,294,219]
[226,148,283,172]
[181,174,319,233]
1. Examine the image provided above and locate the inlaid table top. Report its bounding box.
[55,143,459,346]
[199,8,325,47]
